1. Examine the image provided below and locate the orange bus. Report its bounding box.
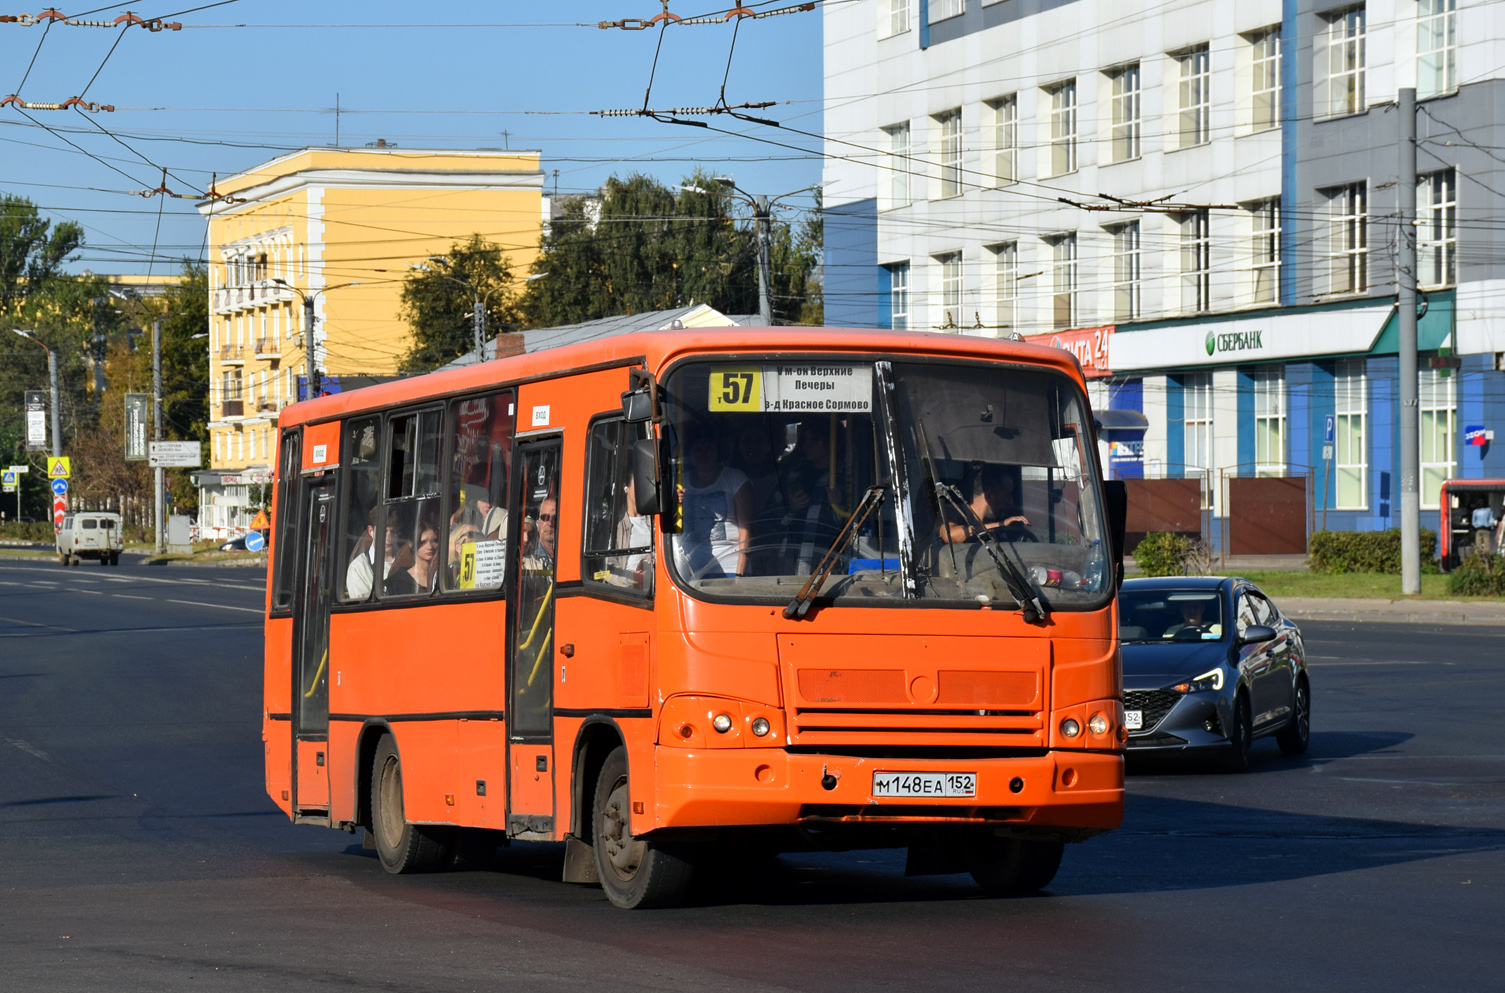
[264,328,1128,908]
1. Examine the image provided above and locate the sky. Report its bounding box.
[0,0,827,276]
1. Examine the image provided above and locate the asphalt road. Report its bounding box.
[1,555,1501,992]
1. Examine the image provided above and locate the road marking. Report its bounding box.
[166,599,262,614]
[4,738,52,764]
[112,594,152,600]
[1309,660,1455,667]
[30,581,58,586]
[72,589,104,595]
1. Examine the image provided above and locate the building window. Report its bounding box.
[1109,64,1141,162]
[1335,358,1367,509]
[1417,0,1456,99]
[1420,367,1456,509]
[884,122,911,208]
[880,0,911,38]
[1180,210,1211,313]
[988,95,1017,185]
[1183,371,1214,505]
[1175,45,1211,147]
[993,242,1018,332]
[1250,26,1282,131]
[1418,168,1457,287]
[1046,79,1077,176]
[1047,233,1077,329]
[1250,199,1280,304]
[929,0,963,23]
[1110,221,1141,321]
[1325,6,1366,116]
[1326,182,1367,294]
[1254,366,1286,476]
[936,252,963,328]
[889,262,910,330]
[936,109,963,198]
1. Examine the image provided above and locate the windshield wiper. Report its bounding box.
[783,485,885,620]
[915,421,1049,624]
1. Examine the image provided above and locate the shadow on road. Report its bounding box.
[1126,729,1414,777]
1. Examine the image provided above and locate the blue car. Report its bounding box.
[1118,576,1310,771]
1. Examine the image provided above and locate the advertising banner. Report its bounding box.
[124,394,150,461]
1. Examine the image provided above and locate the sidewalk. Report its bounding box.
[1279,596,1505,627]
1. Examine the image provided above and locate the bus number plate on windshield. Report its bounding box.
[872,772,976,799]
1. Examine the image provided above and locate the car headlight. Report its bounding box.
[1173,668,1224,694]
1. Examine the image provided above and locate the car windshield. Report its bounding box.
[657,358,1110,610]
[1119,590,1225,642]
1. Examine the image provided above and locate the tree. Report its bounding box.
[518,172,821,328]
[399,234,523,373]
[1,194,83,315]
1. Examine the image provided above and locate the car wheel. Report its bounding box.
[967,836,1064,895]
[59,553,69,566]
[1276,679,1310,755]
[1221,692,1253,773]
[591,745,695,909]
[369,735,454,874]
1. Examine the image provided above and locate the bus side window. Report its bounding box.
[339,416,382,601]
[443,391,515,593]
[272,429,301,611]
[583,417,654,596]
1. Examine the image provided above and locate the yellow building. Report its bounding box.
[194,146,545,535]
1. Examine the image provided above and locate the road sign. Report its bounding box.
[53,495,66,530]
[47,456,70,479]
[51,478,68,496]
[2,471,14,487]
[9,464,29,474]
[149,441,201,468]
[244,530,266,552]
[1322,444,1334,461]
[1324,414,1335,445]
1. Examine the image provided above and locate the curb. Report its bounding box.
[1280,597,1505,627]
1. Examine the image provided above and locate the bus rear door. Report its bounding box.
[507,438,562,838]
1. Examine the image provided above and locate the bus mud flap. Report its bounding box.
[562,835,600,884]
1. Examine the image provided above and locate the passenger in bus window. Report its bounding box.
[676,432,752,578]
[462,484,508,540]
[346,507,407,599]
[776,419,846,571]
[385,517,440,596]
[447,521,482,587]
[939,464,1030,544]
[735,422,787,573]
[529,496,558,566]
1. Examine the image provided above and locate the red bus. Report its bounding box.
[264,328,1128,908]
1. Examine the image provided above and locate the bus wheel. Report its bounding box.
[369,735,453,874]
[591,746,695,909]
[967,836,1064,895]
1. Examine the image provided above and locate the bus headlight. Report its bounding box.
[1060,718,1082,738]
[1088,713,1110,736]
[750,717,771,737]
[712,713,733,734]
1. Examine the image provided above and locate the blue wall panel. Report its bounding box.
[822,198,878,329]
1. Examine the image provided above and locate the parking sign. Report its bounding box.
[1324,414,1335,445]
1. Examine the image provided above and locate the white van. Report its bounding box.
[56,512,124,566]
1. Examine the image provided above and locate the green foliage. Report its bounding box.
[1,194,84,314]
[1132,532,1193,576]
[0,520,55,542]
[1308,529,1439,574]
[1446,551,1505,597]
[400,234,522,373]
[518,172,822,329]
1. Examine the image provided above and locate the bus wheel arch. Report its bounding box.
[368,731,453,873]
[590,743,695,908]
[354,720,393,832]
[570,717,627,844]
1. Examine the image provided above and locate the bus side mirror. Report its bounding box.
[1104,480,1127,587]
[630,439,662,516]
[621,388,653,423]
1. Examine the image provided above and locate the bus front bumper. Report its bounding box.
[651,747,1122,834]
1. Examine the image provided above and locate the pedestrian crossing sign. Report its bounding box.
[47,456,70,479]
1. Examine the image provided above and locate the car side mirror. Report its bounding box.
[1240,624,1277,645]
[621,368,657,423]
[630,439,662,517]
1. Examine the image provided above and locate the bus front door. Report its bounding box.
[291,477,335,819]
[507,439,561,839]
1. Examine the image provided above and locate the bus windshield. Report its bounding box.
[659,358,1109,610]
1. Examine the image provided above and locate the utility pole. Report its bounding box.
[48,348,61,459]
[472,291,485,361]
[153,317,164,553]
[303,294,318,400]
[1398,87,1421,594]
[753,194,773,326]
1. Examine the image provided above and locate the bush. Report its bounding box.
[1308,529,1438,574]
[1133,532,1193,577]
[0,521,56,543]
[1447,551,1505,597]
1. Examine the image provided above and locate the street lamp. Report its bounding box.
[679,178,821,325]
[272,279,362,400]
[11,329,61,459]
